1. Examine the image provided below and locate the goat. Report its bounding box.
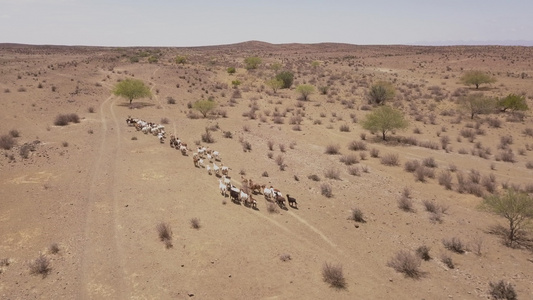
[218,179,227,197]
[286,194,298,208]
[180,145,188,156]
[198,159,205,168]
[275,194,286,208]
[206,165,212,175]
[250,183,266,194]
[212,151,221,161]
[229,186,240,203]
[213,163,220,176]
[241,192,256,208]
[221,164,230,176]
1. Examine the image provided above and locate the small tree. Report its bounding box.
[175,55,187,64]
[362,105,408,140]
[193,100,217,118]
[276,71,294,89]
[460,70,496,89]
[244,56,262,70]
[498,93,529,112]
[480,188,533,247]
[112,78,152,104]
[265,78,284,93]
[226,67,236,74]
[460,93,497,119]
[296,84,315,101]
[367,81,395,105]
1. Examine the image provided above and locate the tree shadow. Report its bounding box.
[117,102,155,109]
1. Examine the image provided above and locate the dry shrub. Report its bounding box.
[321,183,333,198]
[20,143,33,158]
[340,154,359,165]
[441,254,454,269]
[415,245,431,261]
[279,254,291,262]
[398,195,414,212]
[488,280,517,300]
[48,243,60,254]
[339,124,350,132]
[415,166,435,182]
[190,218,201,229]
[29,254,51,277]
[380,153,400,166]
[370,148,379,158]
[0,134,16,150]
[322,262,346,289]
[348,140,367,151]
[438,171,453,190]
[9,129,20,138]
[324,168,341,180]
[442,237,466,254]
[348,166,361,176]
[267,140,274,151]
[308,174,320,181]
[324,144,340,155]
[404,160,420,173]
[241,140,252,152]
[201,128,215,143]
[349,207,366,223]
[156,222,173,248]
[496,149,515,163]
[422,157,437,168]
[387,250,423,279]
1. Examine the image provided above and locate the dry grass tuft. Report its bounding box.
[29,253,51,277]
[190,218,201,229]
[322,262,346,289]
[387,250,423,279]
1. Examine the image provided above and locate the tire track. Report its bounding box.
[78,94,127,299]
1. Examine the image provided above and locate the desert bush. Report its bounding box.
[267,140,274,151]
[308,174,320,181]
[387,250,423,279]
[339,124,350,132]
[54,113,80,126]
[156,222,172,248]
[441,254,454,269]
[415,246,431,261]
[29,253,51,277]
[438,171,453,190]
[496,149,515,163]
[201,128,215,143]
[348,140,367,151]
[347,166,361,176]
[324,144,340,155]
[322,262,346,289]
[404,160,420,173]
[279,254,291,262]
[488,280,517,300]
[223,131,233,139]
[9,129,20,138]
[241,140,252,152]
[349,207,366,223]
[321,183,333,198]
[381,153,400,166]
[279,144,286,152]
[0,134,16,150]
[340,154,359,165]
[160,117,169,125]
[48,243,60,254]
[359,152,367,160]
[422,157,437,168]
[324,168,341,180]
[166,96,176,104]
[398,195,414,212]
[442,237,466,254]
[190,218,201,229]
[370,148,379,158]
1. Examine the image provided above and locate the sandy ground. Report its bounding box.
[1,42,533,299]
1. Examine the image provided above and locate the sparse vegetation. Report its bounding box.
[488,280,517,300]
[29,253,51,277]
[322,262,346,289]
[387,250,423,279]
[362,105,408,140]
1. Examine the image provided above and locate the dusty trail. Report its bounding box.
[78,94,127,299]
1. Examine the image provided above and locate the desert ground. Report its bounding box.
[0,42,532,299]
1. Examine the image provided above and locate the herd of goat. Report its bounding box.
[126,117,298,210]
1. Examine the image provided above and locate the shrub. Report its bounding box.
[380,153,400,166]
[324,168,341,180]
[262,171,269,177]
[415,246,431,261]
[488,280,517,300]
[267,140,274,151]
[54,113,79,126]
[398,195,414,212]
[0,135,16,150]
[348,140,367,151]
[442,237,466,254]
[308,174,320,181]
[370,148,380,158]
[349,208,366,223]
[48,243,60,254]
[190,218,201,229]
[387,250,422,279]
[321,183,333,198]
[404,160,420,173]
[156,222,173,248]
[279,254,291,262]
[339,124,350,132]
[166,97,176,104]
[9,129,20,138]
[348,166,361,176]
[441,254,454,269]
[29,254,51,277]
[242,140,252,152]
[160,117,169,124]
[201,128,215,143]
[324,144,340,155]
[422,157,437,168]
[340,154,359,165]
[322,262,346,289]
[438,171,453,190]
[223,131,233,139]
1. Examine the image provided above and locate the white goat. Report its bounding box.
[206,165,212,175]
[218,179,227,197]
[213,163,220,176]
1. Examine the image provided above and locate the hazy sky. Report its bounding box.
[1,0,532,47]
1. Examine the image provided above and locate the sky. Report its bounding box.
[1,0,532,47]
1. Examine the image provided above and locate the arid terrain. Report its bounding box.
[1,42,532,299]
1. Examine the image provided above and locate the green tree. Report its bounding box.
[193,99,217,118]
[244,56,262,70]
[276,71,294,89]
[480,188,533,247]
[112,78,152,104]
[460,70,496,89]
[362,105,408,140]
[498,93,529,112]
[265,78,284,93]
[231,80,241,88]
[296,84,315,101]
[227,67,236,74]
[461,93,497,119]
[175,55,187,64]
[367,81,395,105]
